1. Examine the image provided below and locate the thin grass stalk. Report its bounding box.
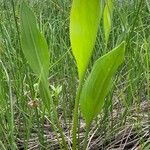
[83,123,90,150]
[0,140,7,150]
[11,0,22,52]
[0,60,16,149]
[144,40,150,131]
[40,80,68,150]
[123,0,143,124]
[35,107,46,148]
[126,0,143,48]
[139,13,150,130]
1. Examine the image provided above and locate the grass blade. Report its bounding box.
[103,0,113,44]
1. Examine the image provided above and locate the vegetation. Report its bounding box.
[0,0,150,149]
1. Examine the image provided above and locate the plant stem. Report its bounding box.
[72,79,84,150]
[0,60,16,149]
[51,101,68,149]
[126,0,143,49]
[41,81,68,150]
[144,39,150,132]
[83,123,90,150]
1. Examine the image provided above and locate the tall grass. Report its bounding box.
[0,0,150,149]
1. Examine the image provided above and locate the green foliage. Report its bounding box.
[1,0,148,149]
[80,42,125,125]
[146,0,150,12]
[20,1,51,110]
[20,1,50,81]
[103,0,113,44]
[70,0,103,80]
[0,40,3,56]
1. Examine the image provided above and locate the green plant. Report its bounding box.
[70,0,125,149]
[20,2,67,149]
[20,1,50,109]
[2,0,150,149]
[20,0,125,150]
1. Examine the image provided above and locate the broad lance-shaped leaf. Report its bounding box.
[70,0,103,80]
[20,2,50,80]
[20,2,50,109]
[80,42,125,125]
[103,0,113,44]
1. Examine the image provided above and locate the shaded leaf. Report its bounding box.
[80,42,125,125]
[20,1,50,80]
[70,0,103,80]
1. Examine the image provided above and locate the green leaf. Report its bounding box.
[80,42,125,125]
[20,1,50,80]
[70,0,103,80]
[103,0,113,44]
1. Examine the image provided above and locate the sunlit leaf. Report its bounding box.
[80,42,125,125]
[70,0,103,80]
[20,1,50,80]
[103,0,113,44]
